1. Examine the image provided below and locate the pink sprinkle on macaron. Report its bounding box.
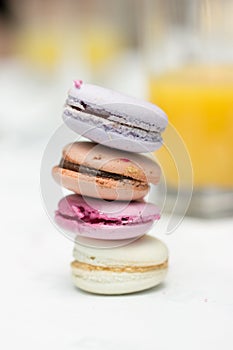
[73,79,83,89]
[120,158,130,162]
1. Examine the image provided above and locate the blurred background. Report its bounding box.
[1,3,233,348]
[0,0,233,217]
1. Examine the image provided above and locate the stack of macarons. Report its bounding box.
[52,80,168,295]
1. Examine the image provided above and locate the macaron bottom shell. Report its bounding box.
[71,262,168,295]
[52,166,149,201]
[63,114,163,153]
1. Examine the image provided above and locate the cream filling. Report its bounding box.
[71,260,168,273]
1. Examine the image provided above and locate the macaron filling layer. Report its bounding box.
[56,204,160,226]
[71,260,168,273]
[67,99,163,132]
[64,103,163,143]
[59,158,148,183]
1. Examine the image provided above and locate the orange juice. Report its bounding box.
[150,65,233,188]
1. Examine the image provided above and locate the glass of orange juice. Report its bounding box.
[142,0,233,217]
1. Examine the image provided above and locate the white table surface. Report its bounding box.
[1,142,233,350]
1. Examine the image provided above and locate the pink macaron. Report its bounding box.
[55,194,160,240]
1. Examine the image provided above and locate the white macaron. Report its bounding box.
[71,235,168,295]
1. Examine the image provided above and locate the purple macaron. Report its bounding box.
[62,81,168,153]
[55,194,160,240]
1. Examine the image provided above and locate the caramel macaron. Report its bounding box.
[52,142,161,201]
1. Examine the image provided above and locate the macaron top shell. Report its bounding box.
[61,141,161,185]
[66,83,168,132]
[73,235,168,267]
